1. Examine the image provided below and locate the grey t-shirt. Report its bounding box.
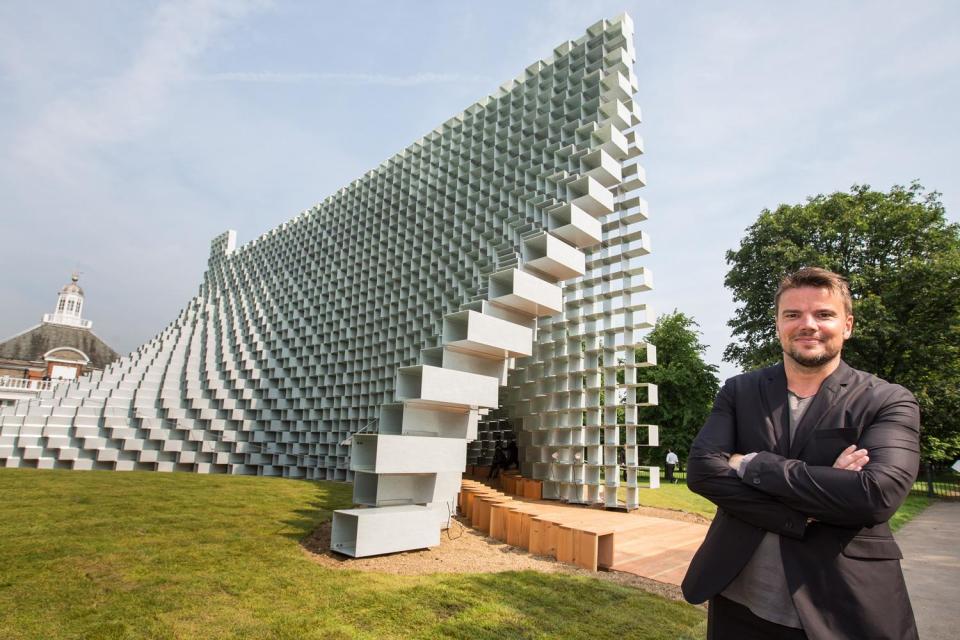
[720,390,814,628]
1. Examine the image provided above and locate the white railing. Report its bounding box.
[42,313,92,329]
[0,377,55,392]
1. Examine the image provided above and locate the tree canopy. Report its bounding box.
[635,311,720,465]
[724,182,960,461]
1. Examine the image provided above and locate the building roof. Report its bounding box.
[0,324,119,369]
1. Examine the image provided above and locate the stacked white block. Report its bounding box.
[332,227,593,556]
[0,14,656,511]
[489,15,660,510]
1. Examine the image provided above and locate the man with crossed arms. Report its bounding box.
[682,267,920,639]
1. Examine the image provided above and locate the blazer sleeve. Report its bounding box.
[741,384,920,528]
[687,379,808,539]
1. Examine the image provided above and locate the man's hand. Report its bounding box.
[728,453,744,471]
[834,444,869,471]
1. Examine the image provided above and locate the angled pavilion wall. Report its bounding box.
[0,15,656,507]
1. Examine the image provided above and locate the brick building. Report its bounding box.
[0,274,119,382]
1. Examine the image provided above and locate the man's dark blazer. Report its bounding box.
[681,360,920,640]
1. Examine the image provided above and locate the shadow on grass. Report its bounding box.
[279,482,354,541]
[389,570,704,640]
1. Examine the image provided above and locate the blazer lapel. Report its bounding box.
[788,360,854,458]
[760,363,790,456]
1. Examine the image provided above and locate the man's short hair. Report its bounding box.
[774,267,853,316]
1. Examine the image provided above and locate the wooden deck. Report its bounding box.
[460,478,707,586]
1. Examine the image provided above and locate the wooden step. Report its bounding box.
[458,480,708,584]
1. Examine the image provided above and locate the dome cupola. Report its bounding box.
[43,273,92,329]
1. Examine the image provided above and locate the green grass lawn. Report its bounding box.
[619,479,931,530]
[0,469,705,640]
[619,482,717,520]
[889,494,933,532]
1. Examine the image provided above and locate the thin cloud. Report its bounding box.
[198,71,492,86]
[10,0,268,184]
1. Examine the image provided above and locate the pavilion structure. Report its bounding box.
[0,14,657,556]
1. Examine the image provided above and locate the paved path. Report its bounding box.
[897,501,960,640]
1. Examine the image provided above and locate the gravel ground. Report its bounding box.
[301,506,709,604]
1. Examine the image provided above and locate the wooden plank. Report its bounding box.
[504,509,522,546]
[556,525,576,564]
[489,503,514,541]
[574,529,600,571]
[519,510,532,549]
[533,518,561,558]
[598,532,615,569]
[521,478,542,499]
[473,496,511,532]
[528,517,550,556]
[461,487,504,525]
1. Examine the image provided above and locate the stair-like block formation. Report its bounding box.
[0,14,657,515]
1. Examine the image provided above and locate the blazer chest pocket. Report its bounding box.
[841,536,903,560]
[814,427,859,445]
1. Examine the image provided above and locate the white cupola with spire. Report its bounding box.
[43,273,93,329]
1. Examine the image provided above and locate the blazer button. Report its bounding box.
[752,478,760,485]
[784,521,792,529]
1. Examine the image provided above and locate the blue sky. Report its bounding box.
[1,0,957,382]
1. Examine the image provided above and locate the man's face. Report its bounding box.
[775,286,853,369]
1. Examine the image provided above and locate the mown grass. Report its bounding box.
[890,494,932,532]
[619,479,931,529]
[0,469,705,640]
[626,482,717,520]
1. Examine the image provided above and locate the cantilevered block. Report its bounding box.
[349,434,466,474]
[581,149,623,187]
[378,403,477,440]
[598,100,637,132]
[395,365,499,409]
[352,471,438,506]
[568,175,615,217]
[442,310,533,358]
[489,269,563,316]
[472,300,538,329]
[522,234,586,281]
[601,71,635,103]
[547,203,602,249]
[591,123,630,160]
[440,349,511,386]
[330,506,440,557]
[621,162,646,191]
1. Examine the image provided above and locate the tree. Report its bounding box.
[724,182,960,461]
[634,312,720,465]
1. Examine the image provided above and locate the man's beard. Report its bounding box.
[785,341,841,368]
